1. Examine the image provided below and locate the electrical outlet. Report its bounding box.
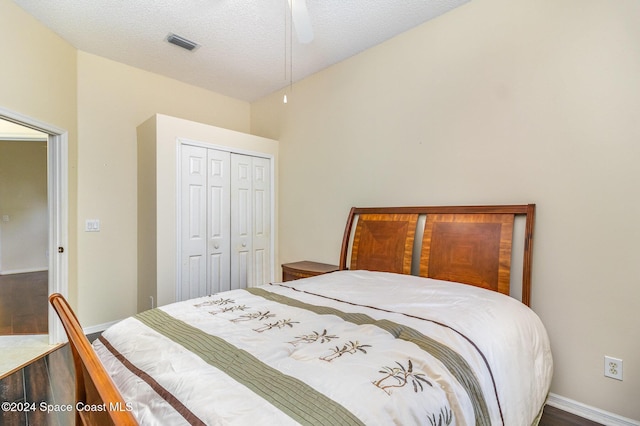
[604,356,623,381]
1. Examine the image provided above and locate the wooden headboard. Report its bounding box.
[339,205,535,306]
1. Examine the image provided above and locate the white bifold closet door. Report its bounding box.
[180,144,271,301]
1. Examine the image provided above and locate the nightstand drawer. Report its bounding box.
[281,261,339,282]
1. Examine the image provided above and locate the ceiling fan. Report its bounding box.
[288,0,314,44]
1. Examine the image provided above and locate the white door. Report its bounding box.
[230,154,271,290]
[180,145,271,300]
[231,154,252,290]
[180,145,208,300]
[207,149,231,293]
[251,156,271,287]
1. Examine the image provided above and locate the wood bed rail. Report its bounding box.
[49,293,138,425]
[339,204,536,306]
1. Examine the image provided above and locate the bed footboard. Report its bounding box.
[49,293,138,426]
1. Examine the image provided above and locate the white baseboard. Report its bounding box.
[83,320,120,336]
[547,393,640,426]
[0,267,48,275]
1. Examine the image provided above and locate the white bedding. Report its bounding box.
[94,270,552,426]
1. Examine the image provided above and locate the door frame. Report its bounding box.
[176,138,276,300]
[0,106,68,344]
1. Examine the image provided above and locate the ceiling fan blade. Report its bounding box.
[288,0,314,44]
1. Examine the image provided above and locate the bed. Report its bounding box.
[52,204,552,426]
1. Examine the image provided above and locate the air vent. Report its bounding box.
[166,33,200,51]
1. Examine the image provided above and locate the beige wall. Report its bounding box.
[0,141,48,273]
[0,0,79,302]
[252,0,640,420]
[76,52,252,324]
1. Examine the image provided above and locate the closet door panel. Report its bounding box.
[188,256,206,299]
[207,149,231,293]
[231,154,253,290]
[180,145,208,300]
[252,157,271,286]
[209,253,224,293]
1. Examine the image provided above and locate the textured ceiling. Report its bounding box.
[13,0,470,102]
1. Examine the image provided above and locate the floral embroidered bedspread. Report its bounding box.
[93,270,552,426]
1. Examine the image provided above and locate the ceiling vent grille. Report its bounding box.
[166,33,200,51]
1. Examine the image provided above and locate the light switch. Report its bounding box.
[85,219,100,232]
[1,215,9,222]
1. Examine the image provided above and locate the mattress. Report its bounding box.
[93,270,553,425]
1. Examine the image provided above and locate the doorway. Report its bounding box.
[0,107,68,377]
[0,127,48,335]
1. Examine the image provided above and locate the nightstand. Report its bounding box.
[281,261,340,282]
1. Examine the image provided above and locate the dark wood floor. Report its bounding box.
[0,332,602,426]
[541,405,603,426]
[0,343,75,426]
[0,271,48,335]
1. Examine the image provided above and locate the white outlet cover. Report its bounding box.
[604,356,623,381]
[85,219,100,232]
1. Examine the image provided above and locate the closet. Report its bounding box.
[180,143,271,300]
[136,114,278,311]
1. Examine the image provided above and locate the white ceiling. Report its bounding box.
[13,0,470,102]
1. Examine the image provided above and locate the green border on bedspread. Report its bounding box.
[135,308,365,426]
[246,287,492,426]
